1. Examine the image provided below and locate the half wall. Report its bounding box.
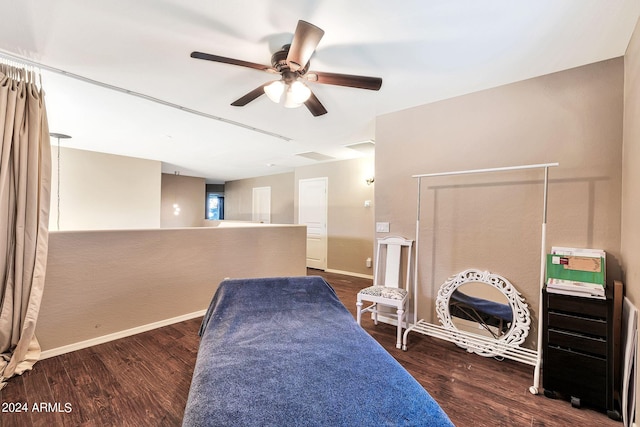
[37,224,307,355]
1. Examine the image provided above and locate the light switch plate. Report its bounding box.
[376,222,390,233]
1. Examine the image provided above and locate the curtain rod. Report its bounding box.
[0,50,293,142]
[412,162,559,179]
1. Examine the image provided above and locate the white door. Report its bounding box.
[299,177,327,270]
[252,186,271,223]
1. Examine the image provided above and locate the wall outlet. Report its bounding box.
[376,222,390,233]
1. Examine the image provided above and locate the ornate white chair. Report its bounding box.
[357,236,413,349]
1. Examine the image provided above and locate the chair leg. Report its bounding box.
[395,308,404,349]
[356,300,363,325]
[372,303,378,325]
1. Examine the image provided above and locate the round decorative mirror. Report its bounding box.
[435,269,531,358]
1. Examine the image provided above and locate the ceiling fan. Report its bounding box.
[190,20,382,116]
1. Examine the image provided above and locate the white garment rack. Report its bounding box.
[403,162,558,395]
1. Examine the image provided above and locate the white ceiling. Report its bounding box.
[1,1,639,183]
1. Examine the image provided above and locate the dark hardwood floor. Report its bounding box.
[0,270,620,426]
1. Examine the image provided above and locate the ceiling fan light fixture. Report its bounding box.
[283,95,302,109]
[283,81,311,108]
[192,19,382,117]
[264,80,285,103]
[289,81,311,104]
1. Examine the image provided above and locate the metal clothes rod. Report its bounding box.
[407,161,558,396]
[412,162,559,179]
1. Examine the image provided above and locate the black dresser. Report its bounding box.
[542,281,622,420]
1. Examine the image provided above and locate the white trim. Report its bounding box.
[39,309,207,360]
[325,269,374,280]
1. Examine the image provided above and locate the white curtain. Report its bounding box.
[0,62,51,390]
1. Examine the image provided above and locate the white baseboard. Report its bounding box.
[39,309,207,360]
[325,269,373,280]
[373,314,409,329]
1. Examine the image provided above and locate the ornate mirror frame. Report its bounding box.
[435,269,531,358]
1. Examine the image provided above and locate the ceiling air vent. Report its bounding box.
[295,152,335,161]
[344,140,375,155]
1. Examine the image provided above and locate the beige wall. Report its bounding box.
[50,147,161,230]
[224,159,376,277]
[376,58,624,349]
[160,173,205,227]
[38,225,307,353]
[622,16,640,418]
[295,157,375,277]
[225,172,295,224]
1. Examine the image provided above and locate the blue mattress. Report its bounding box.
[182,276,452,426]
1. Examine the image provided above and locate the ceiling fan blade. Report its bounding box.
[304,91,328,116]
[231,83,269,106]
[286,20,324,72]
[191,51,273,72]
[308,71,382,91]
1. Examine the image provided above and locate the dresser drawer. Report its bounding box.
[547,293,607,318]
[544,347,607,409]
[548,329,607,356]
[548,312,607,336]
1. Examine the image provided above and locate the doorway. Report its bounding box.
[298,177,328,270]
[252,186,271,223]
